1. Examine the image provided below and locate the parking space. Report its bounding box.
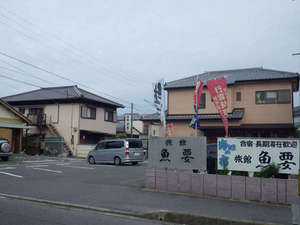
[0,160,147,188]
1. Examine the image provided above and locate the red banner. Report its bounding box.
[206,77,228,136]
[193,79,204,108]
[166,123,174,136]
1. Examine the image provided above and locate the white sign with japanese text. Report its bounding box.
[124,114,131,134]
[217,138,299,174]
[148,136,207,171]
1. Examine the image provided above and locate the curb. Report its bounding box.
[0,193,137,217]
[0,192,283,225]
[142,188,291,208]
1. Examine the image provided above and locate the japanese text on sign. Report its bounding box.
[218,138,299,174]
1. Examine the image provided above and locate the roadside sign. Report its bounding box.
[217,137,299,174]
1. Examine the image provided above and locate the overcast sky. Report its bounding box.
[0,0,299,114]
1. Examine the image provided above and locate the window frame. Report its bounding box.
[81,105,96,120]
[104,108,117,123]
[198,93,206,109]
[18,107,25,114]
[255,90,291,104]
[236,91,241,101]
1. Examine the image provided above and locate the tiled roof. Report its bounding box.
[2,85,124,108]
[165,67,299,89]
[167,108,244,121]
[140,113,160,121]
[140,109,244,122]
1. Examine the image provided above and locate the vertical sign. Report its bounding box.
[124,114,132,134]
[154,79,166,136]
[189,78,204,131]
[206,77,228,137]
[166,123,174,136]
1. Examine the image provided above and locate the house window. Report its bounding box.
[29,108,43,115]
[81,105,96,119]
[105,109,116,122]
[236,92,241,101]
[256,90,290,104]
[199,93,206,109]
[18,107,25,114]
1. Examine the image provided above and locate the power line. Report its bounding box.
[0,7,149,86]
[0,61,57,86]
[0,73,154,115]
[0,52,152,113]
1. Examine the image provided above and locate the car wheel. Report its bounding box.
[88,156,95,164]
[132,162,138,165]
[114,157,121,166]
[1,156,9,161]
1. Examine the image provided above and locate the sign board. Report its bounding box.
[124,114,131,134]
[148,136,207,171]
[217,137,299,174]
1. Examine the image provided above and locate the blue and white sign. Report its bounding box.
[217,138,299,174]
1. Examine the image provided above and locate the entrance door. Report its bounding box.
[12,129,21,153]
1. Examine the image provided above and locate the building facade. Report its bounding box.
[0,99,31,153]
[165,67,299,143]
[3,85,123,156]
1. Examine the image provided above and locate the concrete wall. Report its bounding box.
[168,80,293,125]
[76,144,95,158]
[146,170,298,204]
[79,105,116,135]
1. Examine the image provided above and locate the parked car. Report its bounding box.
[0,139,11,161]
[87,138,145,165]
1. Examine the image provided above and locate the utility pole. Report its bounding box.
[130,103,133,138]
[292,52,300,197]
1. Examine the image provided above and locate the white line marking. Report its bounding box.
[0,167,16,170]
[32,168,62,173]
[94,165,116,168]
[0,172,23,178]
[26,165,49,168]
[56,163,71,166]
[25,160,57,163]
[64,166,95,170]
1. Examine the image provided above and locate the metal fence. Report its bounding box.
[42,137,63,156]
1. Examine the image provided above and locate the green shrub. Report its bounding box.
[216,165,229,175]
[231,171,248,176]
[254,163,280,178]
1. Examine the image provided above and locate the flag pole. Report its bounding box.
[195,75,199,136]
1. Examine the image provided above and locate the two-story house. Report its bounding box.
[164,67,299,143]
[3,85,124,156]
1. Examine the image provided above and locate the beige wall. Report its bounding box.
[168,80,293,125]
[44,104,59,124]
[171,121,204,136]
[79,105,116,135]
[45,104,80,154]
[76,144,95,158]
[0,105,20,121]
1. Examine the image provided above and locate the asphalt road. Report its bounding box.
[0,197,163,225]
[0,159,293,225]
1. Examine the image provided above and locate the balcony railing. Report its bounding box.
[27,113,46,126]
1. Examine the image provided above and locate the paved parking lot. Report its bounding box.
[0,159,147,188]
